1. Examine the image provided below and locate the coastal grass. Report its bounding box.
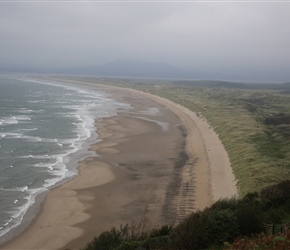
[56,76,290,196]
[152,85,290,196]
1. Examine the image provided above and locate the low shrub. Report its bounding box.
[235,205,265,236]
[260,180,290,209]
[211,198,240,211]
[229,230,290,250]
[207,209,240,244]
[83,227,126,250]
[149,225,172,237]
[170,210,210,249]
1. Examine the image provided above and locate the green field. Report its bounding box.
[61,76,290,196]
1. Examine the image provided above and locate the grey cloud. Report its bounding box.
[0,2,290,81]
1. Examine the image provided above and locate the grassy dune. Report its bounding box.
[60,76,290,196]
[149,85,290,196]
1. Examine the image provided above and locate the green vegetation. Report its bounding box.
[150,85,290,196]
[66,77,290,196]
[82,180,290,250]
[82,223,171,250]
[230,230,290,250]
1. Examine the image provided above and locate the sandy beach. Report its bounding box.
[0,79,237,250]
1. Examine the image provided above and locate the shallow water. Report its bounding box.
[0,75,129,241]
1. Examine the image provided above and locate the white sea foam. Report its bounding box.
[40,138,58,143]
[33,162,51,168]
[16,135,66,144]
[34,154,51,159]
[28,100,46,104]
[0,115,31,127]
[17,154,34,159]
[13,115,31,121]
[0,132,23,138]
[19,135,41,142]
[18,109,44,114]
[18,154,51,159]
[0,117,18,125]
[17,108,35,114]
[0,187,44,238]
[58,138,76,144]
[33,154,67,177]
[3,219,12,227]
[0,186,28,192]
[18,128,38,132]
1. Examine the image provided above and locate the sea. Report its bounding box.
[0,75,129,243]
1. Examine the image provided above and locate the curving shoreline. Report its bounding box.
[0,78,237,250]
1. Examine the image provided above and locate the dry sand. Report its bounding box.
[0,79,237,250]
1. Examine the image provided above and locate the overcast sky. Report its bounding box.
[1,1,290,81]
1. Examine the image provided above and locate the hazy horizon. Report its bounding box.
[1,1,290,81]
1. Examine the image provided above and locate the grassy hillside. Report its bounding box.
[151,85,290,196]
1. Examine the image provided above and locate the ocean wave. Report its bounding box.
[45,170,66,183]
[0,117,19,126]
[18,135,41,142]
[0,186,28,192]
[3,218,12,227]
[0,187,44,238]
[17,128,38,132]
[16,108,44,114]
[16,135,74,144]
[18,154,51,159]
[33,162,53,169]
[27,99,46,104]
[0,115,31,126]
[0,132,23,138]
[41,138,59,143]
[17,108,35,114]
[32,153,66,170]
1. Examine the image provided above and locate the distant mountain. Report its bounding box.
[66,61,198,79]
[0,60,247,81]
[173,80,249,89]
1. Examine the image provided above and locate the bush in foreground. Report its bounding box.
[81,223,172,250]
[229,230,290,250]
[82,180,290,250]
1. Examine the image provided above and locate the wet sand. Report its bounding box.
[0,79,237,250]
